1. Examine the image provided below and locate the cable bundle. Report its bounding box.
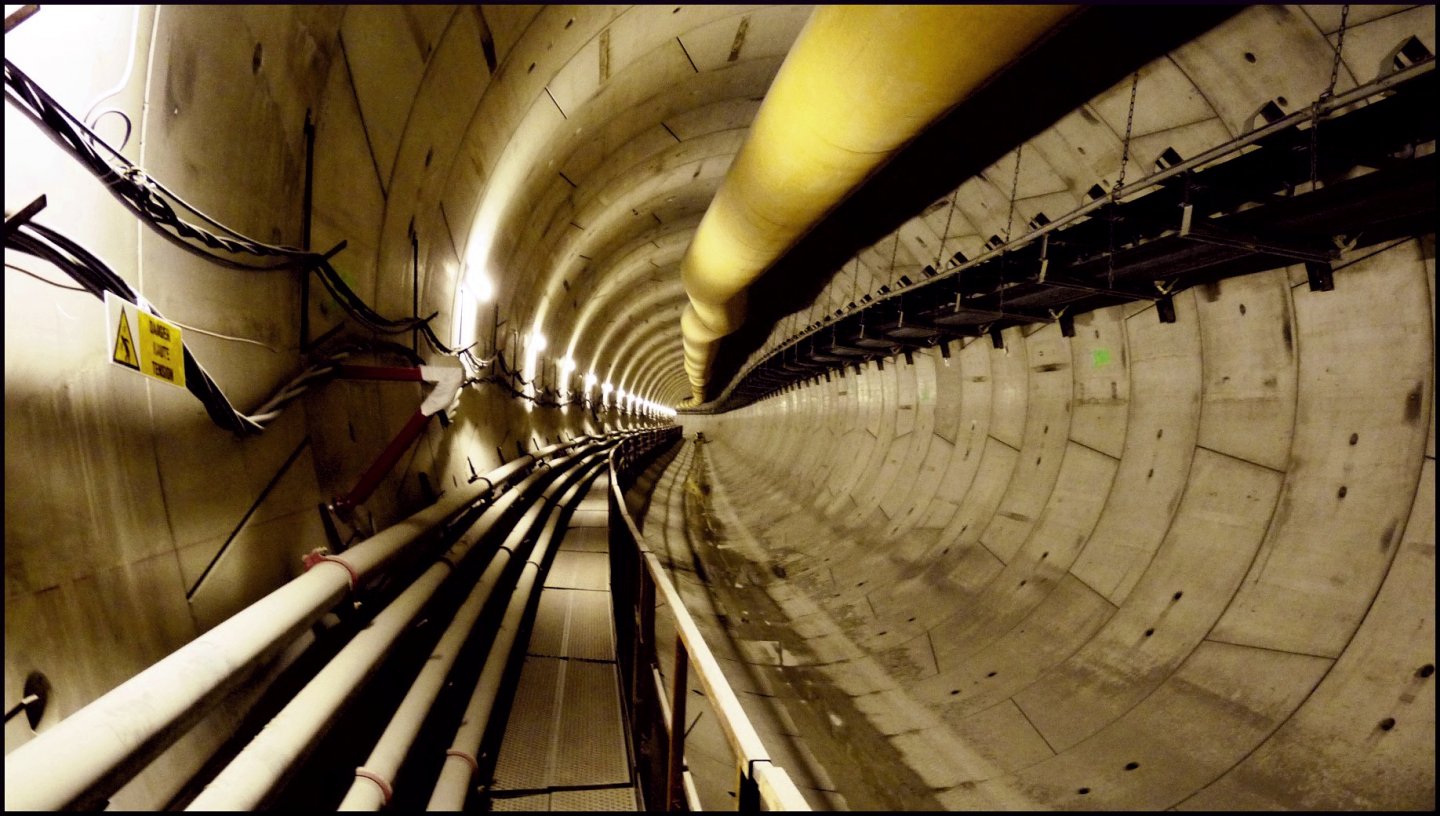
[3,57,485,370]
[3,56,518,431]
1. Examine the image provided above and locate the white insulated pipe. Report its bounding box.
[185,445,603,810]
[2,438,593,812]
[338,454,606,810]
[426,460,608,810]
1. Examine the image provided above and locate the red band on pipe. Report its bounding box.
[445,749,479,772]
[309,555,358,592]
[353,767,393,805]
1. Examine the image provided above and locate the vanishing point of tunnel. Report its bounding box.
[4,4,1435,812]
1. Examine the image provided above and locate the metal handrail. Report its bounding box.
[608,430,810,812]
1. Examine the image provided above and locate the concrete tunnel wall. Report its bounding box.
[680,242,1435,808]
[3,3,1435,810]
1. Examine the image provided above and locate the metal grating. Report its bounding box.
[561,526,610,553]
[546,551,611,591]
[491,792,551,810]
[525,589,615,661]
[553,659,632,787]
[492,656,563,791]
[527,592,570,659]
[550,787,638,811]
[565,589,617,661]
[568,508,609,528]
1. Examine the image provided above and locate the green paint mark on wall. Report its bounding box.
[1093,348,1112,368]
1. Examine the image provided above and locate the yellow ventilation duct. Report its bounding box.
[679,4,1078,404]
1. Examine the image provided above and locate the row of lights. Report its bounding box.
[463,252,675,419]
[517,328,676,418]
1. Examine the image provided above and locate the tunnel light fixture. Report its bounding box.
[528,329,547,353]
[466,271,494,303]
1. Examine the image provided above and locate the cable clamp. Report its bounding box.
[353,767,393,806]
[446,749,479,772]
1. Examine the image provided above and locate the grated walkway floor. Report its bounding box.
[489,476,639,811]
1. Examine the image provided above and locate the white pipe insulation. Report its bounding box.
[185,444,606,810]
[425,461,609,811]
[2,437,594,812]
[338,454,607,810]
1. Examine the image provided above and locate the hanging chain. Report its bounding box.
[1323,5,1350,102]
[1311,5,1350,188]
[1108,70,1140,289]
[934,190,961,270]
[1004,144,1024,243]
[1000,143,1024,313]
[1114,71,1140,198]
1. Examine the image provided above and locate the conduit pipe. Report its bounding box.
[679,4,1077,404]
[185,444,606,810]
[426,459,609,811]
[339,453,606,810]
[2,437,594,812]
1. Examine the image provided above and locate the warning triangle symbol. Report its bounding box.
[113,309,141,370]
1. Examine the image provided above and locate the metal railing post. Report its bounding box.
[737,761,761,811]
[668,638,689,811]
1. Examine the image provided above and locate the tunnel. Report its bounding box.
[3,3,1435,811]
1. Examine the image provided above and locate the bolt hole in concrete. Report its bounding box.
[425,147,432,167]
[1380,717,1397,731]
[1173,591,1183,601]
[1019,580,1027,587]
[1078,787,1091,795]
[987,671,998,677]
[1338,485,1348,499]
[1145,628,1155,637]
[1240,303,1247,315]
[907,616,916,622]
[1350,432,1360,445]
[1278,96,1289,107]
[565,17,573,28]
[1244,51,1257,62]
[1125,762,1140,770]
[1041,552,1049,559]
[252,42,262,73]
[1419,664,1436,678]
[528,62,536,73]
[951,689,961,695]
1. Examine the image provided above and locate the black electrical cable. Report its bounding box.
[7,222,265,434]
[5,58,512,410]
[4,58,456,357]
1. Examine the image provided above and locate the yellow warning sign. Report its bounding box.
[113,308,140,370]
[105,291,186,388]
